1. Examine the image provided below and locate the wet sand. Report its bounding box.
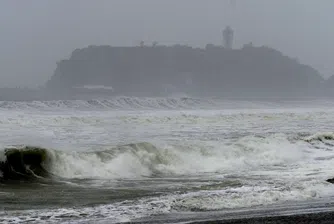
[130,211,334,224]
[190,212,334,224]
[130,199,334,224]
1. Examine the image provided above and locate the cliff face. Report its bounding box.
[46,44,326,97]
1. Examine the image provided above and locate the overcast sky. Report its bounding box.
[0,0,333,87]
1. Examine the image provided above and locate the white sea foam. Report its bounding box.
[1,180,334,223]
[0,97,218,111]
[0,96,333,111]
[1,100,334,223]
[0,132,330,181]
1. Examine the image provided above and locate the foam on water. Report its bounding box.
[0,97,218,111]
[0,134,306,180]
[1,181,334,223]
[1,96,334,111]
[1,132,333,181]
[1,99,334,223]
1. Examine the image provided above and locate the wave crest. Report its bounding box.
[2,132,334,182]
[0,143,178,181]
[304,132,334,142]
[0,97,217,110]
[0,146,52,181]
[0,135,317,182]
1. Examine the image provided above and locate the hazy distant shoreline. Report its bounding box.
[2,44,334,101]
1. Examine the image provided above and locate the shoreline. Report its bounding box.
[190,211,334,224]
[129,199,334,224]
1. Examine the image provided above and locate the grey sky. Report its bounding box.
[0,0,333,87]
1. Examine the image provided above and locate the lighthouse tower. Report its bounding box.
[222,26,234,49]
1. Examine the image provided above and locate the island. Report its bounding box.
[2,43,334,101]
[45,43,327,99]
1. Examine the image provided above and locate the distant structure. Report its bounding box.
[222,26,234,49]
[152,41,158,47]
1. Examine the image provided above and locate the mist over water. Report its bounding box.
[2,1,334,223]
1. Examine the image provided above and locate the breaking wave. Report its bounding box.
[304,132,334,142]
[0,143,178,181]
[0,146,52,181]
[0,96,307,111]
[2,132,333,182]
[0,97,219,110]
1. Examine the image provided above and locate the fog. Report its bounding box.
[0,0,333,87]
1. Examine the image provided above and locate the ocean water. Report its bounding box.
[1,97,334,223]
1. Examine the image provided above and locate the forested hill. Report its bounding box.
[46,44,326,97]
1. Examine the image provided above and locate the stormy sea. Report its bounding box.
[2,96,334,223]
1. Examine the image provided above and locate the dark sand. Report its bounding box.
[190,212,334,224]
[129,199,334,224]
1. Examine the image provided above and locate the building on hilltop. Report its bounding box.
[222,26,234,49]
